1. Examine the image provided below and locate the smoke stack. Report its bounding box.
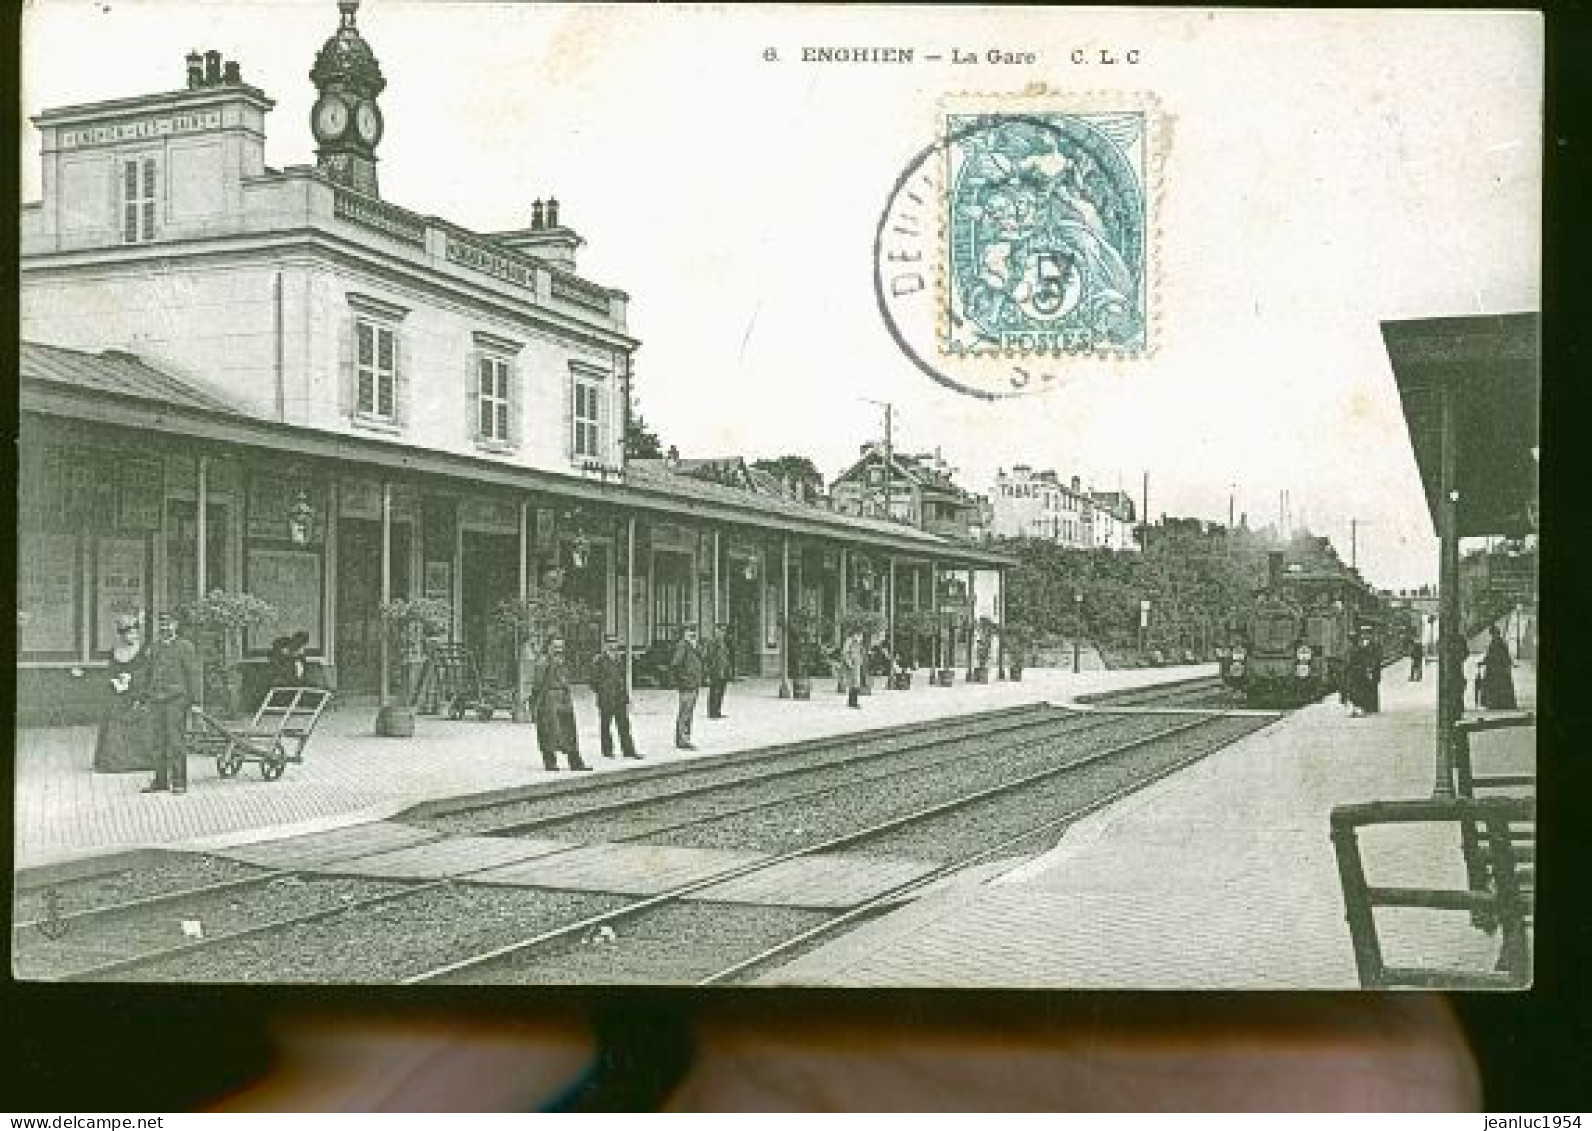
[546,197,561,227]
[186,51,205,89]
[222,60,242,85]
[204,50,222,86]
[530,199,545,230]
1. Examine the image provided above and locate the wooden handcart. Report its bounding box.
[186,687,334,781]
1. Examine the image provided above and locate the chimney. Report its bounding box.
[531,199,545,230]
[546,197,560,227]
[186,51,205,89]
[1070,475,1081,492]
[222,60,242,85]
[204,49,222,86]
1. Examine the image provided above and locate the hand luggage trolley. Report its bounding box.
[186,687,334,781]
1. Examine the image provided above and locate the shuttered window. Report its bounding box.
[573,376,601,459]
[122,157,157,243]
[477,355,511,443]
[356,319,398,422]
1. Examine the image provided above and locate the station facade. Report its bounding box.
[17,6,1011,723]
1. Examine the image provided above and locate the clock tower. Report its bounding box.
[309,0,385,197]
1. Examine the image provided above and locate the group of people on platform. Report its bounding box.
[527,624,736,772]
[1342,621,1519,719]
[91,610,204,795]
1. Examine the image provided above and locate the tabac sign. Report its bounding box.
[56,111,223,149]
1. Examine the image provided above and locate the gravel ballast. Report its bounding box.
[858,714,1276,860]
[14,875,415,981]
[468,902,833,985]
[14,854,270,924]
[412,707,1063,836]
[110,883,635,983]
[630,712,1188,854]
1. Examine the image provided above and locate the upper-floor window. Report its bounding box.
[356,320,398,421]
[468,332,525,451]
[344,293,410,430]
[121,157,157,243]
[478,355,511,443]
[569,363,609,463]
[573,379,600,458]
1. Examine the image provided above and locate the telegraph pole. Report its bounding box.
[1141,470,1149,553]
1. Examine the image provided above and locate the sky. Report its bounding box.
[20,3,1542,589]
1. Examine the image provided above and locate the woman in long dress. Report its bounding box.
[93,614,154,773]
[1479,624,1519,710]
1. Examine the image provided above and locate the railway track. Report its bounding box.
[408,709,1271,986]
[15,676,1266,984]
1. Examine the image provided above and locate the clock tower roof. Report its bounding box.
[310,0,385,98]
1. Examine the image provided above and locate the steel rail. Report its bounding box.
[446,680,1232,839]
[435,705,1070,836]
[566,710,1205,847]
[700,712,1283,985]
[13,868,294,935]
[43,877,453,983]
[480,710,1153,840]
[402,710,1240,985]
[33,679,1238,984]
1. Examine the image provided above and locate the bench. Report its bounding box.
[1452,713,1536,941]
[187,687,334,781]
[1330,795,1535,988]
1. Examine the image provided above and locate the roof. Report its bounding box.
[631,455,793,498]
[20,339,1014,566]
[623,462,966,550]
[21,341,246,416]
[1382,313,1539,539]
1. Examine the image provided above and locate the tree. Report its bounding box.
[751,455,826,499]
[624,391,665,459]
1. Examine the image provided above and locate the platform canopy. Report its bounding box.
[1382,313,1539,540]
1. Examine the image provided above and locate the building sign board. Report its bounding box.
[57,111,222,149]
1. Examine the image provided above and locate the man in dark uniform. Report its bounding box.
[591,634,640,760]
[530,638,590,772]
[671,625,705,751]
[143,610,203,794]
[704,625,731,720]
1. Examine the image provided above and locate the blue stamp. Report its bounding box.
[942,112,1148,357]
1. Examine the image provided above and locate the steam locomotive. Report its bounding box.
[1220,552,1381,707]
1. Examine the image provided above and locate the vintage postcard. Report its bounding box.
[14,3,1540,990]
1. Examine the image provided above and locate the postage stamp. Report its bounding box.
[940,110,1149,357]
[875,92,1161,400]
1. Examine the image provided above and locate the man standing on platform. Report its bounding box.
[531,638,590,772]
[591,634,641,760]
[671,625,705,751]
[704,625,731,720]
[142,611,202,795]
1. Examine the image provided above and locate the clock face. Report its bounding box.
[355,101,383,147]
[313,95,349,142]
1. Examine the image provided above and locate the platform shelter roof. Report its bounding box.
[1382,313,1539,540]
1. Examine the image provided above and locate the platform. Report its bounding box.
[13,666,1211,873]
[761,657,1537,989]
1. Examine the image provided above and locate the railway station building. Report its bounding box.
[18,3,1011,724]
